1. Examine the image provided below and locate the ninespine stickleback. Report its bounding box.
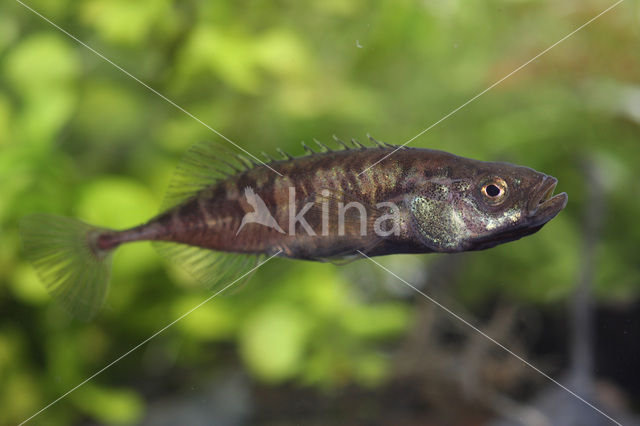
[21,136,567,319]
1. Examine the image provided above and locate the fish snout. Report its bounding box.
[527,175,568,221]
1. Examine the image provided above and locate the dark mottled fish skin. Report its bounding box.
[100,144,568,260]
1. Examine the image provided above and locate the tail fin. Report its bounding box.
[20,214,116,320]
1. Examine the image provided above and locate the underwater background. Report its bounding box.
[1,0,639,424]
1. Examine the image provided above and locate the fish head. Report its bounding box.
[408,157,568,252]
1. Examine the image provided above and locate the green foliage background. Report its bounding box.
[0,0,638,424]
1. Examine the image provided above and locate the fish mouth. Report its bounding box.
[527,176,568,225]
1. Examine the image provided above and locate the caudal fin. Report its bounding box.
[20,214,116,320]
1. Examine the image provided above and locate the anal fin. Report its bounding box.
[153,241,260,292]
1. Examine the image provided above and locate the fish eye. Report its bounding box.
[481,178,508,205]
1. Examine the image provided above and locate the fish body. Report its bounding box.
[102,143,566,257]
[21,138,567,319]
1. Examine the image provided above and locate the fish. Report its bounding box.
[20,136,567,319]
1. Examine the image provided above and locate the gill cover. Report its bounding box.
[409,194,469,252]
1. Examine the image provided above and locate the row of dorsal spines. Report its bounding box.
[248,134,403,166]
[218,135,410,175]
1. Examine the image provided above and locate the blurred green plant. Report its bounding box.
[1,0,639,424]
